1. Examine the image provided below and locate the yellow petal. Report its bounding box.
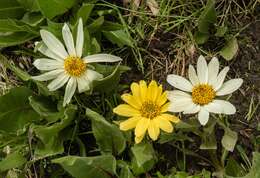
[161,113,180,123]
[131,82,140,97]
[161,102,170,112]
[121,94,142,109]
[135,117,150,137]
[113,104,141,117]
[135,134,145,144]
[147,80,158,102]
[139,80,147,102]
[155,116,173,133]
[157,91,167,106]
[119,117,141,131]
[148,120,160,141]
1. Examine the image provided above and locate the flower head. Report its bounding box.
[32,18,122,106]
[167,55,243,125]
[113,80,180,143]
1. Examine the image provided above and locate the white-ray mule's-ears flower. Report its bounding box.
[32,18,122,107]
[166,55,243,126]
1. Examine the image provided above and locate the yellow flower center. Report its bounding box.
[192,84,216,105]
[140,101,160,119]
[64,56,86,77]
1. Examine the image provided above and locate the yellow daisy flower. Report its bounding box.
[113,80,180,144]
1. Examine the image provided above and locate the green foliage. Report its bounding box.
[219,37,239,61]
[86,108,126,155]
[0,151,26,172]
[52,155,117,178]
[0,87,39,134]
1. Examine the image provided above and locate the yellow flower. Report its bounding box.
[113,80,180,144]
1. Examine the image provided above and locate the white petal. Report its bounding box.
[76,18,84,58]
[205,100,236,114]
[167,74,193,92]
[208,57,219,85]
[212,66,230,90]
[197,55,208,83]
[77,73,90,93]
[63,78,77,106]
[47,74,70,91]
[36,42,63,62]
[83,54,122,63]
[198,108,209,125]
[33,58,63,71]
[183,103,200,114]
[85,69,103,82]
[62,23,76,56]
[31,69,64,81]
[216,79,243,96]
[188,65,199,86]
[167,90,191,101]
[40,30,68,59]
[168,98,194,112]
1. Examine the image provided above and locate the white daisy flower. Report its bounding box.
[166,55,243,126]
[32,18,122,106]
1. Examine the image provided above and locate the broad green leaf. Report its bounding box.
[52,155,117,178]
[103,30,134,47]
[0,87,39,133]
[221,128,238,152]
[0,19,37,33]
[225,157,246,177]
[194,31,209,45]
[22,12,44,26]
[93,64,130,93]
[16,0,39,11]
[102,21,124,31]
[220,37,238,61]
[85,108,126,155]
[200,119,217,149]
[87,16,104,33]
[33,105,77,157]
[29,96,63,123]
[0,32,37,48]
[77,3,95,24]
[0,151,26,172]
[0,0,25,19]
[197,0,217,34]
[36,0,76,19]
[120,165,134,178]
[131,142,157,175]
[225,152,260,178]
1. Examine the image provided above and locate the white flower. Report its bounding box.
[32,18,122,106]
[166,55,243,125]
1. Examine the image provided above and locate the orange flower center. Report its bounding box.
[192,84,216,105]
[64,56,86,77]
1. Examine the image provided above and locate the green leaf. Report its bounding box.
[87,16,104,33]
[194,31,209,45]
[16,0,39,11]
[36,0,76,19]
[197,0,217,34]
[52,155,117,178]
[220,37,238,61]
[0,19,37,33]
[131,142,157,175]
[29,96,63,123]
[76,3,95,24]
[21,12,44,26]
[0,32,37,48]
[0,0,25,19]
[221,128,238,152]
[225,152,260,178]
[119,165,134,178]
[85,108,126,155]
[93,64,130,93]
[0,151,26,172]
[225,157,246,177]
[103,30,134,47]
[0,87,39,133]
[33,105,77,157]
